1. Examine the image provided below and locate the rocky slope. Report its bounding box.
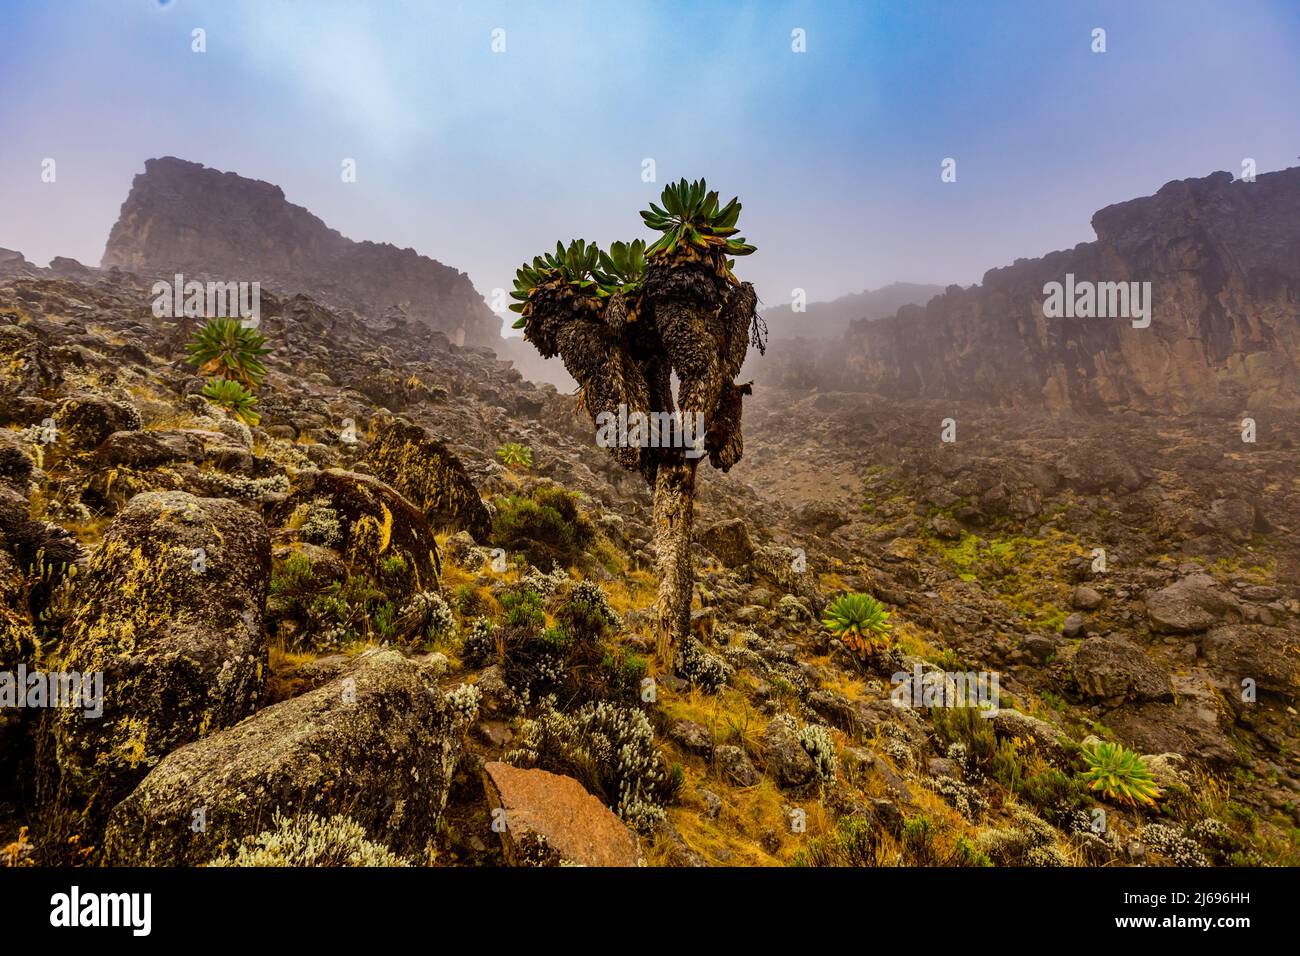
[1,260,1296,868]
[760,168,1300,413]
[100,157,501,347]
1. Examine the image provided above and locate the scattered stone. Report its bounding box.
[1071,585,1103,610]
[667,719,713,756]
[715,745,760,787]
[1062,612,1087,639]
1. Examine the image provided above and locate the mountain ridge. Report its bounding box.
[100,157,501,348]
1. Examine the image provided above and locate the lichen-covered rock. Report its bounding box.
[104,650,471,865]
[990,709,1070,766]
[715,744,760,787]
[0,484,82,571]
[274,468,440,593]
[367,419,491,541]
[481,761,643,867]
[761,714,817,790]
[0,324,62,423]
[38,491,269,836]
[95,429,204,469]
[53,394,141,450]
[0,428,36,488]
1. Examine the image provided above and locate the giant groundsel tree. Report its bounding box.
[511,179,764,665]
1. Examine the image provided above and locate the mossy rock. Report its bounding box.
[37,491,270,843]
[0,325,62,417]
[367,420,491,542]
[104,649,469,865]
[53,394,141,451]
[274,468,440,594]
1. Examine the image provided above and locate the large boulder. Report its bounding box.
[53,394,141,450]
[95,429,204,469]
[104,650,472,865]
[0,324,61,424]
[1145,574,1239,633]
[1071,637,1173,703]
[481,762,643,867]
[989,709,1070,766]
[1209,497,1258,542]
[0,429,36,488]
[699,518,757,568]
[367,420,491,541]
[38,491,269,835]
[274,468,440,594]
[1201,625,1300,699]
[0,484,82,571]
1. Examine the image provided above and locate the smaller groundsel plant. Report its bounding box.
[186,316,271,387]
[822,592,893,658]
[200,378,260,426]
[496,442,533,470]
[1079,740,1162,808]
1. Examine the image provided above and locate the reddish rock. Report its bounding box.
[481,762,642,867]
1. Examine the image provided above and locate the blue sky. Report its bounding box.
[1,0,1297,325]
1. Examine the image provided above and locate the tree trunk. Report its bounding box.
[652,458,698,664]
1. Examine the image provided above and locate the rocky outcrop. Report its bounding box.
[763,167,1300,412]
[38,491,269,835]
[273,469,441,595]
[1201,625,1300,699]
[1145,574,1240,634]
[367,420,491,542]
[101,157,500,347]
[1071,636,1174,704]
[0,248,38,279]
[481,761,643,867]
[105,650,472,864]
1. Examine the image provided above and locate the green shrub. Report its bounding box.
[1019,767,1093,822]
[492,486,595,569]
[500,588,545,630]
[792,816,886,867]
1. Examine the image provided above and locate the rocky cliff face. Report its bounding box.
[766,168,1300,412]
[101,157,500,347]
